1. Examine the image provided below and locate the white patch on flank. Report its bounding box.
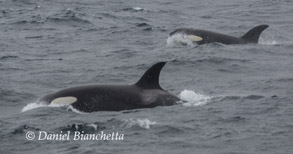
[51,96,77,106]
[178,90,211,106]
[187,35,203,42]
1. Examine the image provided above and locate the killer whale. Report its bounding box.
[169,24,269,45]
[39,62,180,112]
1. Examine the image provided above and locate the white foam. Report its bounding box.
[258,36,280,45]
[178,90,211,106]
[122,118,157,129]
[66,105,87,114]
[21,102,47,112]
[259,38,279,45]
[87,124,98,131]
[132,7,145,11]
[22,100,84,113]
[167,33,196,47]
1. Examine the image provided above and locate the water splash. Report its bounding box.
[132,7,146,11]
[87,124,98,131]
[258,36,279,45]
[122,118,157,129]
[21,101,83,113]
[21,102,47,112]
[121,7,147,12]
[66,105,87,114]
[167,33,195,47]
[178,90,211,106]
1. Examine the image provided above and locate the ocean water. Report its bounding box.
[1,0,293,154]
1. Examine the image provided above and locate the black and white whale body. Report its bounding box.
[39,62,180,112]
[169,24,269,45]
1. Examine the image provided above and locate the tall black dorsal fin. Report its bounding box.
[135,62,166,89]
[241,25,269,43]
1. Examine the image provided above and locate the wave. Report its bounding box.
[135,23,153,31]
[11,8,93,27]
[0,55,18,60]
[121,118,157,129]
[217,94,266,102]
[21,101,82,113]
[59,123,106,133]
[56,118,157,132]
[10,124,41,135]
[195,57,250,65]
[258,35,293,46]
[258,35,281,45]
[21,102,46,112]
[46,8,92,26]
[121,7,147,12]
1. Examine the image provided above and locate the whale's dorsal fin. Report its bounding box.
[241,24,269,43]
[135,62,166,89]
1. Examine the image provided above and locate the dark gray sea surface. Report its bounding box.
[1,0,293,153]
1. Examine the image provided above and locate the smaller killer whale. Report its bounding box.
[169,24,269,45]
[39,62,180,112]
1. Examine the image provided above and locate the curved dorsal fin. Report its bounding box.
[241,24,269,43]
[135,62,166,89]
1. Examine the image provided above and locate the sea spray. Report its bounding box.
[178,90,211,106]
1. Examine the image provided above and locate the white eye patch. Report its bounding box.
[187,35,203,42]
[51,96,77,105]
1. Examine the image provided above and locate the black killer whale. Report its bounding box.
[39,62,180,112]
[169,24,269,45]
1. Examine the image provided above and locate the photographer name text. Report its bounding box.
[26,131,124,141]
